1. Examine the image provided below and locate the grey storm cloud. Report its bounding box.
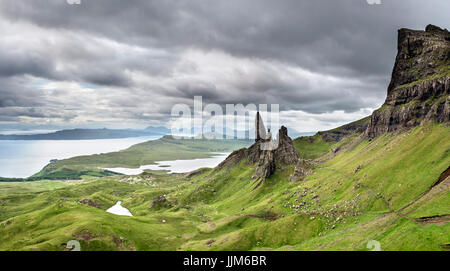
[0,77,45,108]
[0,0,449,130]
[0,50,55,79]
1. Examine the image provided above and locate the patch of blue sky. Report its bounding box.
[79,82,99,89]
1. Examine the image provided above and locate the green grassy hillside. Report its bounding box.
[0,123,448,251]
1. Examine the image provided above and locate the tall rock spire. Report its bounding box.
[255,111,266,142]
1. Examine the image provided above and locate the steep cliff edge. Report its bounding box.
[366,24,450,138]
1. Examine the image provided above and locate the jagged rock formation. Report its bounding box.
[219,121,299,179]
[250,126,299,179]
[366,24,450,138]
[251,126,299,179]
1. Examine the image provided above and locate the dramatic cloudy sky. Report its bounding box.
[0,0,449,133]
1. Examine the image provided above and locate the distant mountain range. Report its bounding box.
[0,125,315,141]
[0,126,172,140]
[143,126,172,135]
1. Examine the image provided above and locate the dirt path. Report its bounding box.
[414,215,450,226]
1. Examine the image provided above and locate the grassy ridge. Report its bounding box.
[293,134,334,160]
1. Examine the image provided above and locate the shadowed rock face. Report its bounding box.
[366,25,450,139]
[274,126,299,165]
[254,148,276,179]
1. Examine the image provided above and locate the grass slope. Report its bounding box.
[0,124,448,251]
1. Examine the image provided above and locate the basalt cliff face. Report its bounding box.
[366,25,450,138]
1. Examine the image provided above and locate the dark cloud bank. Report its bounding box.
[0,0,448,131]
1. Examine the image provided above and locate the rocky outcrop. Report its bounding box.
[254,149,276,179]
[289,159,314,182]
[252,126,298,179]
[219,125,299,180]
[318,117,370,142]
[78,199,103,209]
[150,194,171,209]
[274,126,300,164]
[366,25,450,138]
[366,78,450,138]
